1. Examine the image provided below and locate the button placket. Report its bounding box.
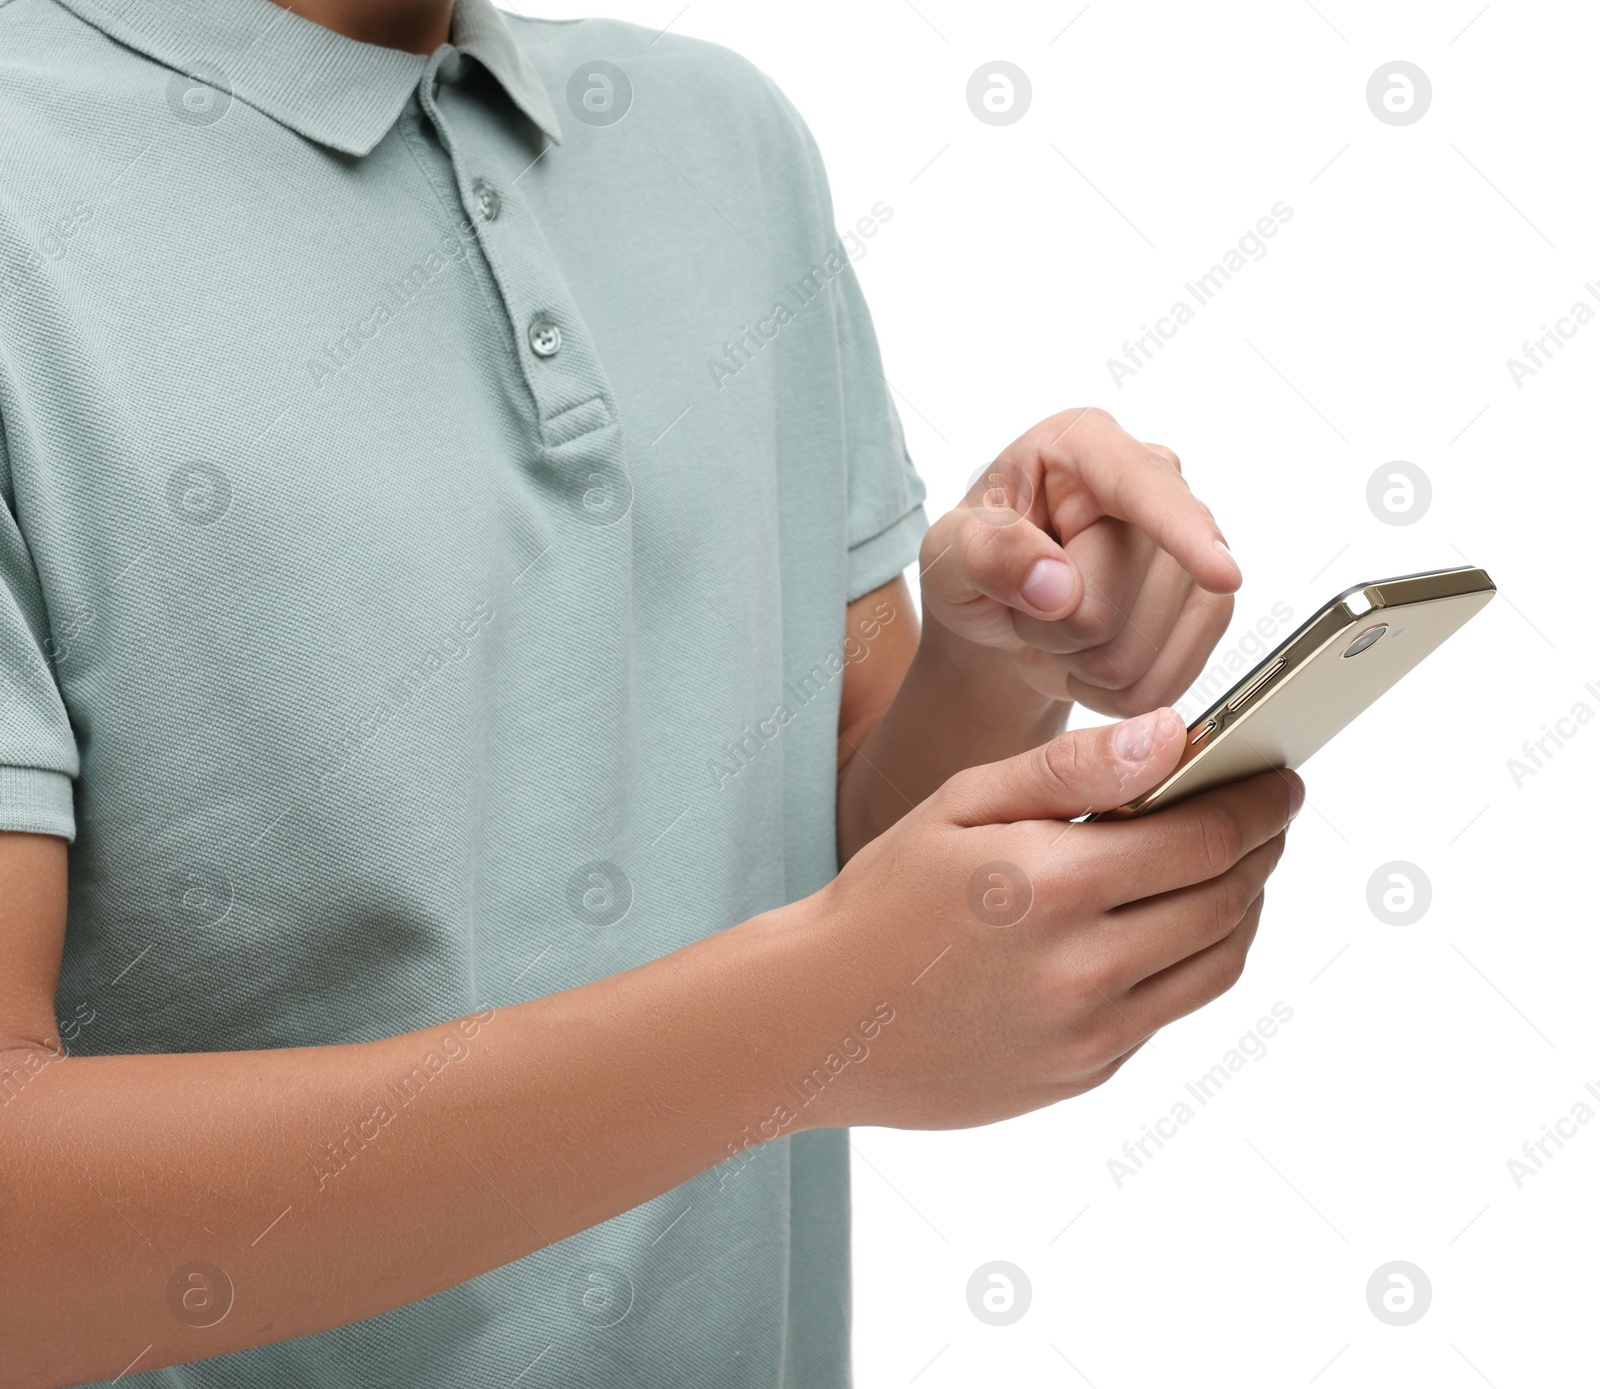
[418,59,622,473]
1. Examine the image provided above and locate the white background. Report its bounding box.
[525,2,1596,1384]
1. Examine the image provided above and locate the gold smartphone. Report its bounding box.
[1089,565,1496,820]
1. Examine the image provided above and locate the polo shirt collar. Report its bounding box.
[51,0,563,156]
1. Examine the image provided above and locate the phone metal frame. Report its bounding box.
[1088,565,1497,820]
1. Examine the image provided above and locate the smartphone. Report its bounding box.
[1087,565,1496,820]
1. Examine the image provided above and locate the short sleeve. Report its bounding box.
[0,423,78,840]
[763,77,930,602]
[831,262,929,600]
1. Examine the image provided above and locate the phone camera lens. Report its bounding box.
[1343,624,1388,658]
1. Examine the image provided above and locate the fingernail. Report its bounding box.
[1287,773,1305,819]
[1213,538,1241,577]
[1112,709,1163,762]
[1021,557,1074,614]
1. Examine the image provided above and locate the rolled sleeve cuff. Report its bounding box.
[847,502,928,603]
[0,765,76,841]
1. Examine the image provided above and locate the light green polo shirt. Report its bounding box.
[0,0,927,1383]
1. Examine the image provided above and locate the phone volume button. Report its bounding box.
[1225,657,1285,713]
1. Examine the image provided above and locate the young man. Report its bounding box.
[0,1,1299,1384]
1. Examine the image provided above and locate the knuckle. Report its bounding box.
[956,509,997,569]
[935,765,984,816]
[1073,1026,1130,1080]
[1196,806,1244,877]
[1215,902,1264,993]
[1146,443,1183,474]
[1074,1066,1116,1096]
[1212,872,1252,937]
[922,504,958,548]
[1040,734,1088,793]
[920,514,958,569]
[1085,1038,1145,1088]
[1042,823,1095,886]
[1058,949,1118,1008]
[1200,933,1251,1001]
[939,765,976,800]
[1010,612,1072,654]
[1075,641,1146,691]
[1068,603,1122,649]
[1214,945,1249,996]
[922,517,981,598]
[1080,952,1123,1000]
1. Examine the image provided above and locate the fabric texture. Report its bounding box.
[0,0,928,1383]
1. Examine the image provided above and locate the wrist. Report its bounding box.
[736,887,887,1134]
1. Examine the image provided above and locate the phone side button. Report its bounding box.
[1225,657,1286,713]
[1190,719,1216,745]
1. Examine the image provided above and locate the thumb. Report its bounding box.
[941,708,1187,827]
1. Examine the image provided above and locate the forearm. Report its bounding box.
[837,616,1067,859]
[0,898,846,1389]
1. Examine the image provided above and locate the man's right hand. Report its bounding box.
[793,707,1301,1131]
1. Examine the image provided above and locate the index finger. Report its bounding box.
[1039,411,1243,595]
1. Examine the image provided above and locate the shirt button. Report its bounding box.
[472,178,501,222]
[437,49,467,85]
[528,319,562,358]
